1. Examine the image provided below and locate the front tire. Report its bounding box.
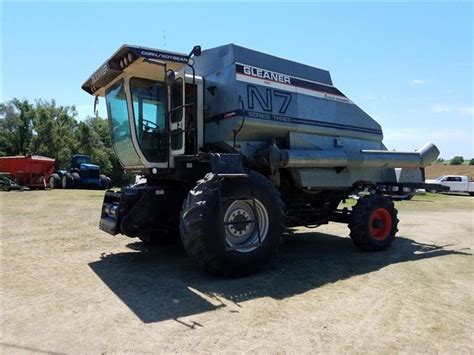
[180,171,284,277]
[349,194,399,251]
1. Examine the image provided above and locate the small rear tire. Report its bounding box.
[349,194,399,251]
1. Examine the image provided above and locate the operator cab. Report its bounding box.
[70,154,92,169]
[82,45,203,173]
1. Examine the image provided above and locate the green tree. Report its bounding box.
[1,98,133,187]
[30,99,79,169]
[450,156,464,165]
[469,159,474,165]
[0,99,35,155]
[80,116,133,187]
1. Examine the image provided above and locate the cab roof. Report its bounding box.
[81,44,188,95]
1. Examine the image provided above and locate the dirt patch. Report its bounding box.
[425,164,474,179]
[1,190,473,353]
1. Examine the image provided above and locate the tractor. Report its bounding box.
[49,154,111,189]
[82,44,446,276]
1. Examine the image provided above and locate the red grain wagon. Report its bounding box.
[0,155,55,189]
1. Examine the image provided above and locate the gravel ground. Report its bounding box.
[1,190,473,353]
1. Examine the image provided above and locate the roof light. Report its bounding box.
[119,59,125,69]
[127,52,134,63]
[123,57,129,66]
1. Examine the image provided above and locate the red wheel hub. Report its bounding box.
[369,208,392,241]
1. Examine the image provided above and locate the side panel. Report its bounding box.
[292,167,384,189]
[203,62,383,144]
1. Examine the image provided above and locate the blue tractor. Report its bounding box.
[49,154,110,189]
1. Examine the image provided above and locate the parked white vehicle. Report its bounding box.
[425,175,474,196]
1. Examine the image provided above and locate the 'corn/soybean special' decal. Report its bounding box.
[235,63,353,104]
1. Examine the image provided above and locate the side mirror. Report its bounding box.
[186,45,201,85]
[191,45,201,57]
[165,69,175,85]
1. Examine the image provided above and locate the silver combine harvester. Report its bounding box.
[82,44,445,276]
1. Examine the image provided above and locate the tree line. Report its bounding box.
[437,157,474,166]
[0,98,133,186]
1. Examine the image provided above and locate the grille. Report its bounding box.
[81,169,100,179]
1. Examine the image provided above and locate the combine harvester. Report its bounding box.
[82,44,446,276]
[0,155,55,190]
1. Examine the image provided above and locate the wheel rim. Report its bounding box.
[223,199,269,253]
[49,177,55,188]
[369,208,392,241]
[62,176,67,188]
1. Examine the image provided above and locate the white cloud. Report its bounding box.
[411,79,425,86]
[457,106,474,117]
[383,128,473,158]
[432,104,451,113]
[383,128,419,142]
[431,105,474,117]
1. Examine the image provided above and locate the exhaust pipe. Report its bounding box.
[260,142,440,170]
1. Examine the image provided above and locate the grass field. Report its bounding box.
[1,189,473,353]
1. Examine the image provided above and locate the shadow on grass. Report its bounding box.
[89,232,471,324]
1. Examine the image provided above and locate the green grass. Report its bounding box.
[338,192,471,211]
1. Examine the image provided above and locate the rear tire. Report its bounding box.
[180,171,284,277]
[49,174,61,189]
[62,174,74,189]
[100,175,111,190]
[349,194,399,251]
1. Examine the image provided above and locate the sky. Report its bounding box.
[2,1,473,158]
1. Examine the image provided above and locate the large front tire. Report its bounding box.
[180,172,284,277]
[349,194,399,251]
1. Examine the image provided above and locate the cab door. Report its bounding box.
[169,74,185,158]
[441,176,464,192]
